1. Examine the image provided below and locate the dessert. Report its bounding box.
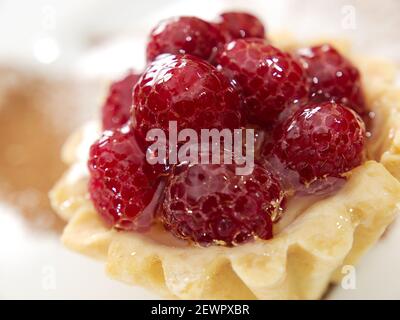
[50,11,400,299]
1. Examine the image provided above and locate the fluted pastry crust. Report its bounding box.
[50,38,400,299]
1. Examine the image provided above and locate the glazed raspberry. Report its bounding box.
[88,125,164,231]
[216,11,266,41]
[160,162,285,246]
[297,44,367,119]
[102,72,140,130]
[133,54,242,139]
[269,101,366,194]
[216,39,309,127]
[146,16,225,63]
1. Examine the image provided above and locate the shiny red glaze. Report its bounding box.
[146,16,225,63]
[132,54,242,138]
[216,11,266,41]
[160,162,285,246]
[102,72,141,130]
[297,44,368,120]
[216,39,309,127]
[88,125,164,231]
[269,101,366,195]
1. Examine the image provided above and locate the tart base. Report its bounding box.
[51,159,400,299]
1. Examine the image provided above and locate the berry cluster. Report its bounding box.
[91,12,367,246]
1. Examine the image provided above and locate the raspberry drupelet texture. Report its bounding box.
[269,101,366,195]
[102,72,141,130]
[132,53,242,139]
[160,162,285,246]
[216,39,309,127]
[215,11,266,42]
[297,44,368,120]
[88,125,164,231]
[146,16,225,63]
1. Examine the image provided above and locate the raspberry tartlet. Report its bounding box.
[50,12,400,299]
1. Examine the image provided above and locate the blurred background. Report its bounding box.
[0,0,399,299]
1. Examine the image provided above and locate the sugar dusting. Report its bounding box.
[0,67,102,232]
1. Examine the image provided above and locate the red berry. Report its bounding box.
[102,72,141,130]
[297,44,367,119]
[216,11,266,42]
[269,101,366,195]
[216,39,309,127]
[160,162,285,246]
[133,54,242,139]
[146,16,225,63]
[88,125,164,231]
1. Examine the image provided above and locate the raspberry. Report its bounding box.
[216,39,309,127]
[146,16,225,63]
[215,11,266,42]
[133,54,242,139]
[160,162,285,246]
[297,44,368,120]
[102,72,140,130]
[269,101,366,195]
[88,125,164,231]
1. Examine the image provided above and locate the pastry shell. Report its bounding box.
[50,39,400,299]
